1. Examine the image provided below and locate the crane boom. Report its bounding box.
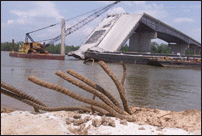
[45,1,120,47]
[17,1,120,56]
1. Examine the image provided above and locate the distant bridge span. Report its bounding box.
[140,13,200,47]
[68,13,201,59]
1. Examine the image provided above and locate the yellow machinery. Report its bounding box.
[18,42,48,54]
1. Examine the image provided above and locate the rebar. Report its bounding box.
[28,75,133,120]
[91,95,96,113]
[1,61,137,121]
[98,61,131,114]
[1,88,94,113]
[55,70,126,115]
[66,69,121,108]
[120,61,127,86]
[1,88,40,112]
[83,105,109,115]
[1,81,47,107]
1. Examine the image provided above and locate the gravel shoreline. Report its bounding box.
[1,105,201,135]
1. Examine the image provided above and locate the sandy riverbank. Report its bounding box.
[1,106,201,135]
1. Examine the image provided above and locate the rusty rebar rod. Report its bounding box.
[120,61,127,86]
[84,106,108,115]
[98,61,131,114]
[1,81,47,107]
[66,69,122,109]
[27,75,135,121]
[1,88,96,113]
[1,88,40,112]
[55,70,126,115]
[91,95,96,113]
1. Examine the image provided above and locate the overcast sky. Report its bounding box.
[1,1,201,46]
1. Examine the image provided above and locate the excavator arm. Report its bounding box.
[25,33,35,42]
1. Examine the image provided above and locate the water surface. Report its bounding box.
[1,51,201,112]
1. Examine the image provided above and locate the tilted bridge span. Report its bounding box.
[68,13,201,59]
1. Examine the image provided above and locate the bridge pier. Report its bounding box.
[188,45,201,55]
[129,32,157,52]
[168,43,188,55]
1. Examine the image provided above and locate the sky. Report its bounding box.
[1,1,201,46]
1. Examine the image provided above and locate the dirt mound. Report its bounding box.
[130,106,201,132]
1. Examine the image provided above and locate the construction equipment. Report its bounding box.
[18,42,48,54]
[18,1,120,54]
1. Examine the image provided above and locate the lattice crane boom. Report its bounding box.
[45,1,120,47]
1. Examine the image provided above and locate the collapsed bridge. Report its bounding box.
[68,13,201,59]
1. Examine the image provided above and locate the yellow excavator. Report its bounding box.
[16,1,120,55]
[18,41,48,54]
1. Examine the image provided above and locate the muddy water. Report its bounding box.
[1,51,201,112]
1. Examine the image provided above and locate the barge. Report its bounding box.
[9,39,65,60]
[85,51,201,68]
[147,58,201,68]
[9,52,65,60]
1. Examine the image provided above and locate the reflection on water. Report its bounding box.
[1,51,201,112]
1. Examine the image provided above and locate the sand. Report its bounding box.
[1,106,201,135]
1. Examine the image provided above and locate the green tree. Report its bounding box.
[1,41,24,51]
[45,44,79,54]
[45,44,55,53]
[65,45,79,52]
[120,44,129,52]
[185,48,194,55]
[150,42,159,53]
[150,42,171,54]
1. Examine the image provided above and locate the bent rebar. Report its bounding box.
[66,69,122,109]
[98,61,131,114]
[1,88,95,113]
[55,70,126,115]
[1,81,47,107]
[120,61,127,86]
[27,75,133,120]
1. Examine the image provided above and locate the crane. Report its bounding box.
[19,1,120,54]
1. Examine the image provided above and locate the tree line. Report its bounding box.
[45,44,79,54]
[1,41,193,55]
[120,42,194,55]
[120,42,171,53]
[1,42,79,54]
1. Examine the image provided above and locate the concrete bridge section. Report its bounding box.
[68,13,201,59]
[137,13,201,55]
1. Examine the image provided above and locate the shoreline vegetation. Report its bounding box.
[1,41,79,54]
[1,41,195,55]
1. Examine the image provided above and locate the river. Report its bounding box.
[1,51,201,112]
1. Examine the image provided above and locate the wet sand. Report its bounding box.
[1,105,201,135]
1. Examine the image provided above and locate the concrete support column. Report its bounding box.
[129,32,157,52]
[198,47,201,55]
[168,43,188,55]
[60,18,65,56]
[188,45,201,55]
